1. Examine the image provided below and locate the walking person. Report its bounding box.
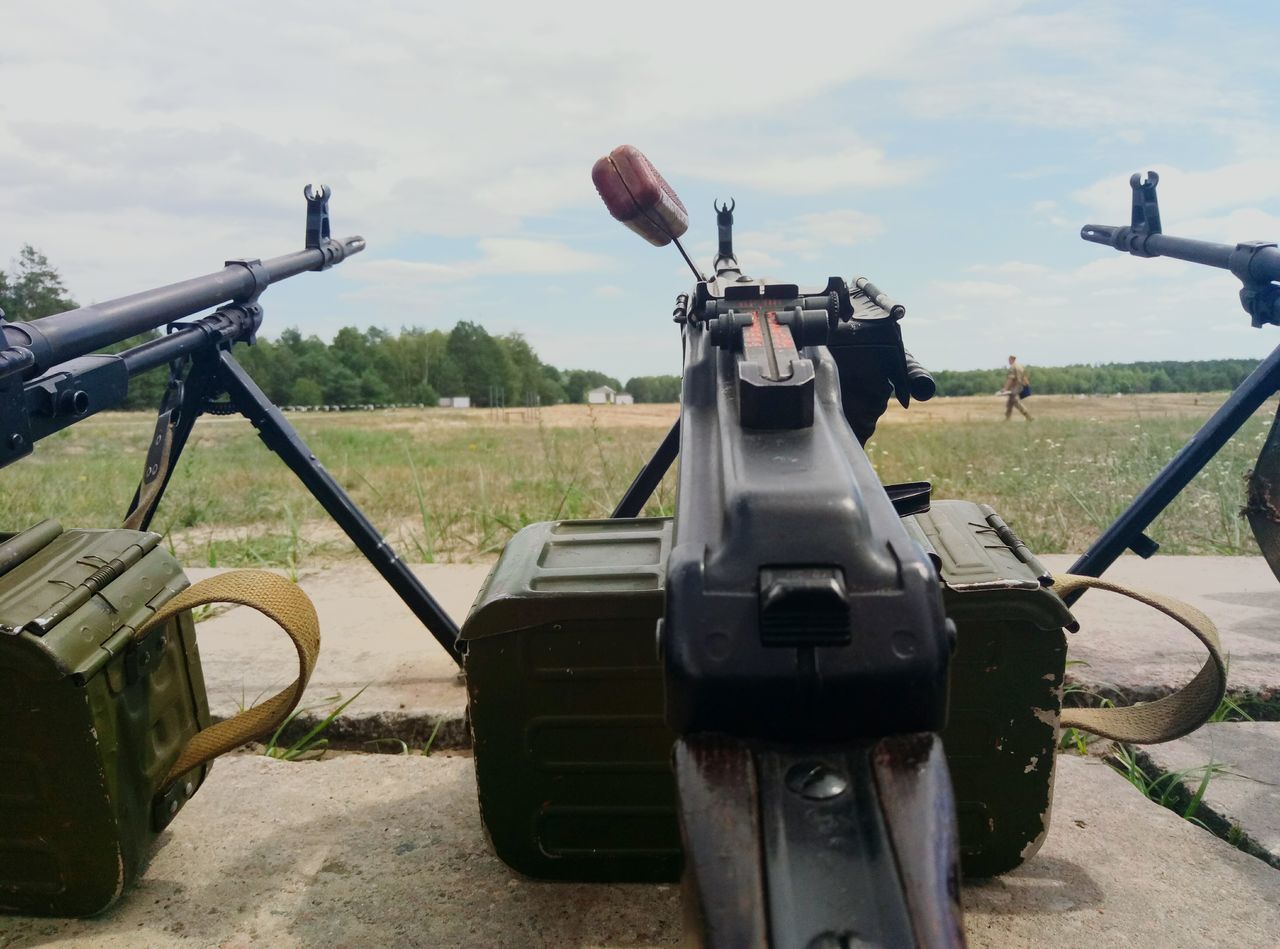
[1001,355,1032,421]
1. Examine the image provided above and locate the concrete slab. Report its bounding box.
[965,756,1280,948]
[186,555,1280,748]
[1041,554,1280,704]
[1,754,1275,948]
[1136,722,1280,869]
[187,563,487,747]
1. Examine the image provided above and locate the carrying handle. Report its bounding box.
[1054,573,1226,744]
[135,569,321,787]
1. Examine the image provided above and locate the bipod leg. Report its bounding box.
[214,349,463,665]
[675,733,964,949]
[1068,343,1280,586]
[123,352,218,531]
[612,418,679,518]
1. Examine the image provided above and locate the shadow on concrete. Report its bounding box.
[966,854,1106,915]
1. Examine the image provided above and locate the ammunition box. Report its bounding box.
[904,501,1075,877]
[463,503,1073,883]
[0,522,210,917]
[463,517,678,882]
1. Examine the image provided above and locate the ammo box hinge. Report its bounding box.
[22,541,155,635]
[978,504,1051,586]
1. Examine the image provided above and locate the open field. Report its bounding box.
[1,393,1275,567]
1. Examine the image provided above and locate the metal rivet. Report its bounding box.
[168,799,178,815]
[785,762,848,800]
[7,433,23,450]
[184,782,195,798]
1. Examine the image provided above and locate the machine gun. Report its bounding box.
[593,145,963,947]
[1074,172,1280,581]
[0,187,463,663]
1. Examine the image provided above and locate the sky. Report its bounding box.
[2,1,1279,382]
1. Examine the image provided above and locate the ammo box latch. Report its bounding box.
[125,625,168,686]
[151,770,199,832]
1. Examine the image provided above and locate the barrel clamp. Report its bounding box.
[1230,242,1280,327]
[224,258,269,305]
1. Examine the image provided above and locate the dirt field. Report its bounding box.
[247,391,1258,431]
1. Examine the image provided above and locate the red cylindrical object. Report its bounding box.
[591,145,689,247]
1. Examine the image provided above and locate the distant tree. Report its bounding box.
[448,321,513,405]
[290,377,324,405]
[624,375,681,403]
[0,245,172,409]
[324,364,362,404]
[539,364,568,405]
[932,359,1262,397]
[563,369,622,403]
[0,245,77,321]
[359,367,394,404]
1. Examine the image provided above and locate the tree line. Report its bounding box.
[932,360,1261,397]
[0,245,681,408]
[0,245,1265,409]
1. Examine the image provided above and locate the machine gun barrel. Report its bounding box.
[1082,172,1280,328]
[0,235,365,378]
[1081,223,1280,280]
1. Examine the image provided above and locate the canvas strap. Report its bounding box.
[1053,573,1226,744]
[135,570,321,787]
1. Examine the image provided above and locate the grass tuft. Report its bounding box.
[262,687,367,761]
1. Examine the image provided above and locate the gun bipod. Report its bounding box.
[674,732,964,948]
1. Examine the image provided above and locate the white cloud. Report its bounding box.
[891,5,1267,144]
[970,261,1051,277]
[681,147,931,195]
[2,0,1276,375]
[354,239,607,286]
[1073,161,1280,226]
[932,280,1028,300]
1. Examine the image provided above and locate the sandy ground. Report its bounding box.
[87,392,1272,436]
[300,392,1270,429]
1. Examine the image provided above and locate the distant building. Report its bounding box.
[586,385,616,404]
[437,396,471,408]
[614,392,635,405]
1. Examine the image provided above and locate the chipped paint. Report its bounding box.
[1032,706,1058,728]
[1023,755,1040,774]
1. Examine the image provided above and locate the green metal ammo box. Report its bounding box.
[463,503,1074,883]
[904,500,1076,877]
[0,521,211,917]
[462,517,678,882]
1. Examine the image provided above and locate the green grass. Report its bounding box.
[866,409,1275,556]
[1062,684,1253,835]
[1107,742,1231,830]
[0,410,674,565]
[0,396,1271,567]
[262,687,367,761]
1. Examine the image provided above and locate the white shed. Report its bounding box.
[437,396,472,408]
[586,386,616,405]
[614,392,635,405]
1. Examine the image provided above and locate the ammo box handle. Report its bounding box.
[1053,573,1226,744]
[136,569,321,788]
